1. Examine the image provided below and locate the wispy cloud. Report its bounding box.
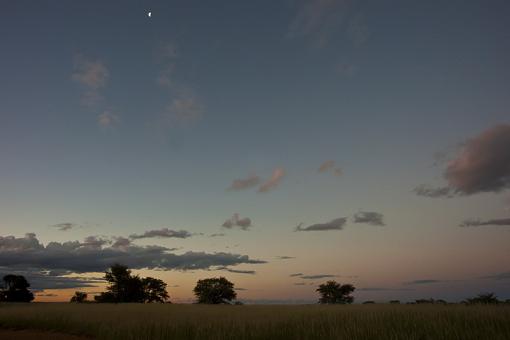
[353,211,385,226]
[276,256,295,260]
[413,184,453,198]
[209,233,226,238]
[228,175,261,191]
[301,274,337,280]
[460,218,510,227]
[481,272,510,280]
[217,266,256,275]
[129,228,193,240]
[318,160,342,176]
[222,214,252,230]
[258,168,286,192]
[97,111,120,128]
[164,92,204,127]
[72,55,109,106]
[295,217,346,231]
[404,279,445,285]
[290,273,303,277]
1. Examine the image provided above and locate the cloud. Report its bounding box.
[413,184,454,198]
[290,273,303,277]
[353,211,385,226]
[347,14,370,45]
[416,125,510,197]
[460,218,510,227]
[0,233,266,276]
[129,228,193,240]
[404,279,445,285]
[235,287,248,291]
[228,175,261,191]
[293,282,306,286]
[301,274,337,280]
[222,214,252,230]
[157,43,179,86]
[0,269,103,291]
[295,217,346,231]
[52,223,78,231]
[97,111,120,128]
[258,168,286,193]
[318,160,335,172]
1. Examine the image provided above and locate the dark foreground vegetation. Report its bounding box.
[1,303,510,340]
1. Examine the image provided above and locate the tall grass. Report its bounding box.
[1,303,509,339]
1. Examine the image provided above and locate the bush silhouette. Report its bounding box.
[70,291,87,303]
[193,277,237,304]
[316,281,355,304]
[464,293,500,305]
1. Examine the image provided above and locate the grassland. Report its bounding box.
[0,303,510,340]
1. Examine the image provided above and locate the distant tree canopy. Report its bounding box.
[316,281,355,304]
[94,264,169,303]
[193,277,237,304]
[70,291,88,303]
[0,275,34,302]
[464,293,500,305]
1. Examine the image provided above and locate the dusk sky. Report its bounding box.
[1,0,509,303]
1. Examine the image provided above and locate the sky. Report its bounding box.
[0,0,509,303]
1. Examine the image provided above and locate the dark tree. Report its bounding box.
[464,293,500,305]
[193,277,237,304]
[95,264,170,303]
[362,300,375,304]
[0,275,34,302]
[142,277,169,303]
[316,281,355,304]
[70,291,87,303]
[390,300,401,304]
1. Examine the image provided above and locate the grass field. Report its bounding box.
[1,303,510,340]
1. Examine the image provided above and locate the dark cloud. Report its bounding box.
[460,218,510,227]
[222,214,252,230]
[404,279,444,285]
[217,266,256,275]
[235,287,248,291]
[358,287,415,292]
[413,184,453,198]
[129,228,192,240]
[353,211,385,226]
[416,124,510,197]
[301,274,337,280]
[293,282,306,286]
[0,233,266,277]
[52,223,79,231]
[290,273,303,277]
[0,269,102,291]
[228,175,260,191]
[295,217,346,231]
[276,256,295,260]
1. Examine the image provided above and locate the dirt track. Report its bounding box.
[0,329,91,339]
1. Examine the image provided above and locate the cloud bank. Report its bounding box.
[129,228,193,240]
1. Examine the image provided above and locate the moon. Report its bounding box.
[147,11,152,18]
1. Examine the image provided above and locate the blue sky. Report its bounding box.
[0,0,509,303]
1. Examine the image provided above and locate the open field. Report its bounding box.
[1,304,510,340]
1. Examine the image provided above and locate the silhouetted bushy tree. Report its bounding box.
[70,291,87,303]
[316,281,355,304]
[95,264,169,303]
[0,275,34,302]
[464,293,499,305]
[193,277,237,304]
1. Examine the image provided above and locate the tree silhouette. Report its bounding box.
[316,281,355,304]
[0,275,34,302]
[95,264,170,303]
[193,277,237,304]
[464,293,500,305]
[142,277,169,303]
[70,291,87,303]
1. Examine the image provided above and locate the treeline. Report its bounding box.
[1,266,509,305]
